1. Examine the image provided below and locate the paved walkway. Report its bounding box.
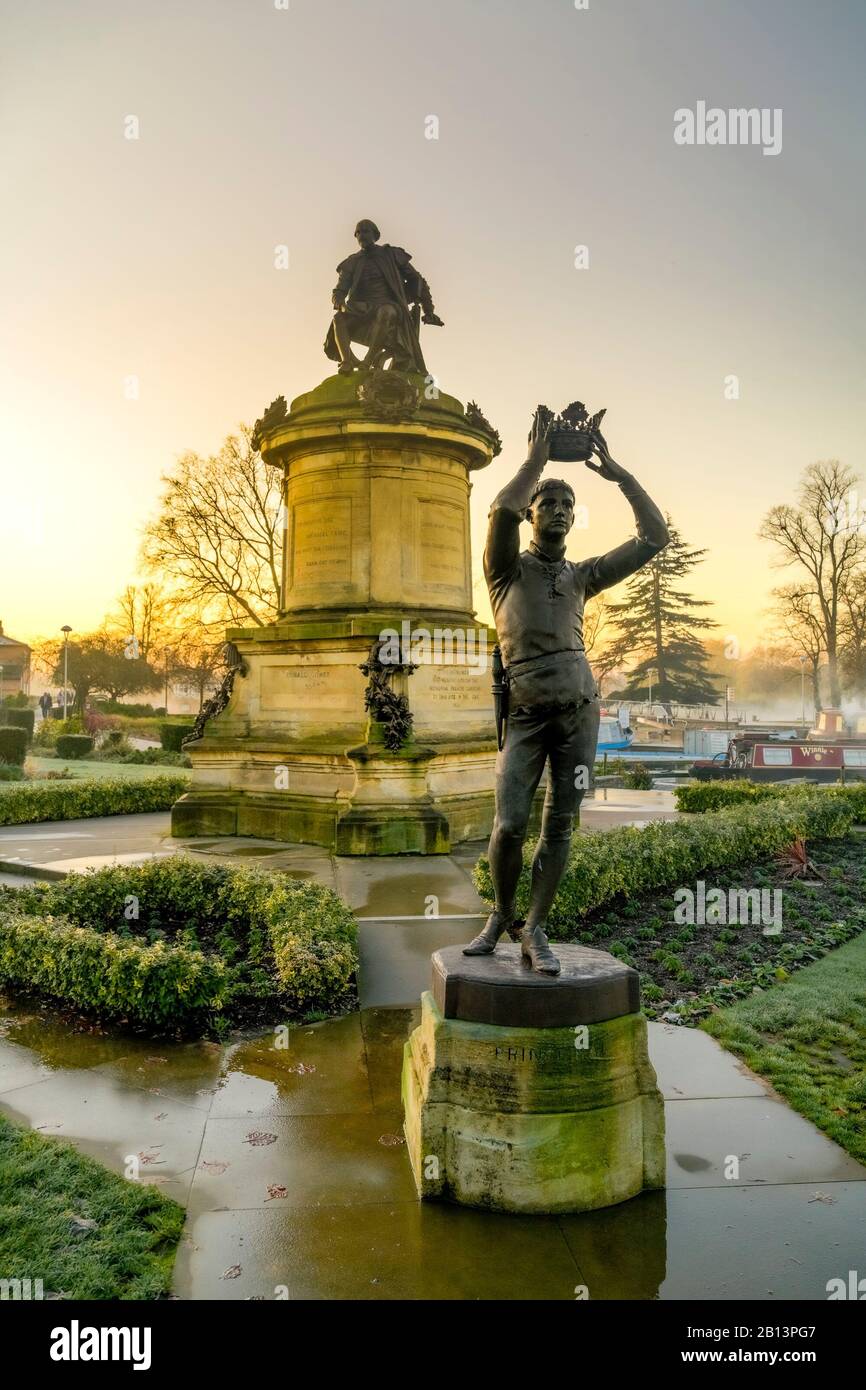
[1,995,863,1300]
[0,787,678,879]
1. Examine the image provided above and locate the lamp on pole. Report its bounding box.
[61,626,72,719]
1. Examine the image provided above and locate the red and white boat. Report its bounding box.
[691,710,866,783]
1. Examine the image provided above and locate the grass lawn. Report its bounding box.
[0,757,192,791]
[703,932,866,1165]
[0,1113,184,1298]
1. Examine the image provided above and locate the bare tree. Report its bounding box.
[141,426,282,628]
[110,583,174,661]
[169,628,228,711]
[840,569,866,699]
[582,594,610,658]
[772,584,825,713]
[759,461,865,708]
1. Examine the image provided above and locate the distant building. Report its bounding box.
[0,621,31,697]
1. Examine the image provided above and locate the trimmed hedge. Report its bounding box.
[0,857,358,1033]
[0,775,187,826]
[473,791,857,936]
[0,913,229,1030]
[3,708,35,741]
[56,733,94,759]
[676,778,866,819]
[0,726,28,766]
[268,880,358,1006]
[95,701,165,717]
[159,721,195,752]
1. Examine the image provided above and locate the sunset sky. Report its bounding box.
[2,0,865,662]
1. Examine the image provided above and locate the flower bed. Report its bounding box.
[474,790,856,930]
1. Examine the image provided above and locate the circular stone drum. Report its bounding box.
[401,944,666,1214]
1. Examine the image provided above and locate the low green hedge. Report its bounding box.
[0,726,28,766]
[159,721,195,752]
[94,700,165,717]
[0,857,358,1033]
[676,779,866,818]
[473,791,857,935]
[0,913,229,1030]
[56,733,94,759]
[3,708,35,741]
[268,880,359,1006]
[0,775,187,825]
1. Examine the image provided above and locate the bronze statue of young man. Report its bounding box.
[464,411,670,974]
[324,219,444,375]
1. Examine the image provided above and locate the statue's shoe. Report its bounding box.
[463,911,513,956]
[520,924,561,976]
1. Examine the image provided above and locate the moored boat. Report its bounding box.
[692,710,866,782]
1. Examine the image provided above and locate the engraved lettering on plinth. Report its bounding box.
[424,665,489,710]
[292,497,352,587]
[418,499,467,591]
[261,664,360,713]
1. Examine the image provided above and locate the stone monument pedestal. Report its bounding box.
[171,371,501,854]
[402,944,665,1214]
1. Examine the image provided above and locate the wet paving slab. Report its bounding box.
[1,994,864,1300]
[559,1182,866,1300]
[358,917,483,1008]
[664,1096,865,1187]
[335,854,484,917]
[174,1201,583,1301]
[0,1068,208,1205]
[209,1015,373,1120]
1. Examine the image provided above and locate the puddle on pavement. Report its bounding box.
[342,867,481,918]
[4,991,865,1299]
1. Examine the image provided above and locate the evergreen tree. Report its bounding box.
[602,518,720,706]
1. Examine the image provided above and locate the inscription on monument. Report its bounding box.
[425,666,488,708]
[495,1045,538,1063]
[293,497,352,586]
[419,499,466,588]
[261,664,360,712]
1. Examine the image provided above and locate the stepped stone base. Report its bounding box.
[402,946,665,1214]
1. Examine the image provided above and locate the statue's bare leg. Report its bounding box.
[464,712,546,956]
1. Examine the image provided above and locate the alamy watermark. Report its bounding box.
[378,621,488,672]
[674,880,782,935]
[674,102,782,157]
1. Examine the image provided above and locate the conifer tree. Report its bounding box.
[603,518,720,706]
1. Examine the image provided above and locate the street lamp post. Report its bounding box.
[61,625,72,720]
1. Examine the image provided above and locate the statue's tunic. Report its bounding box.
[485,461,669,711]
[324,243,435,373]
